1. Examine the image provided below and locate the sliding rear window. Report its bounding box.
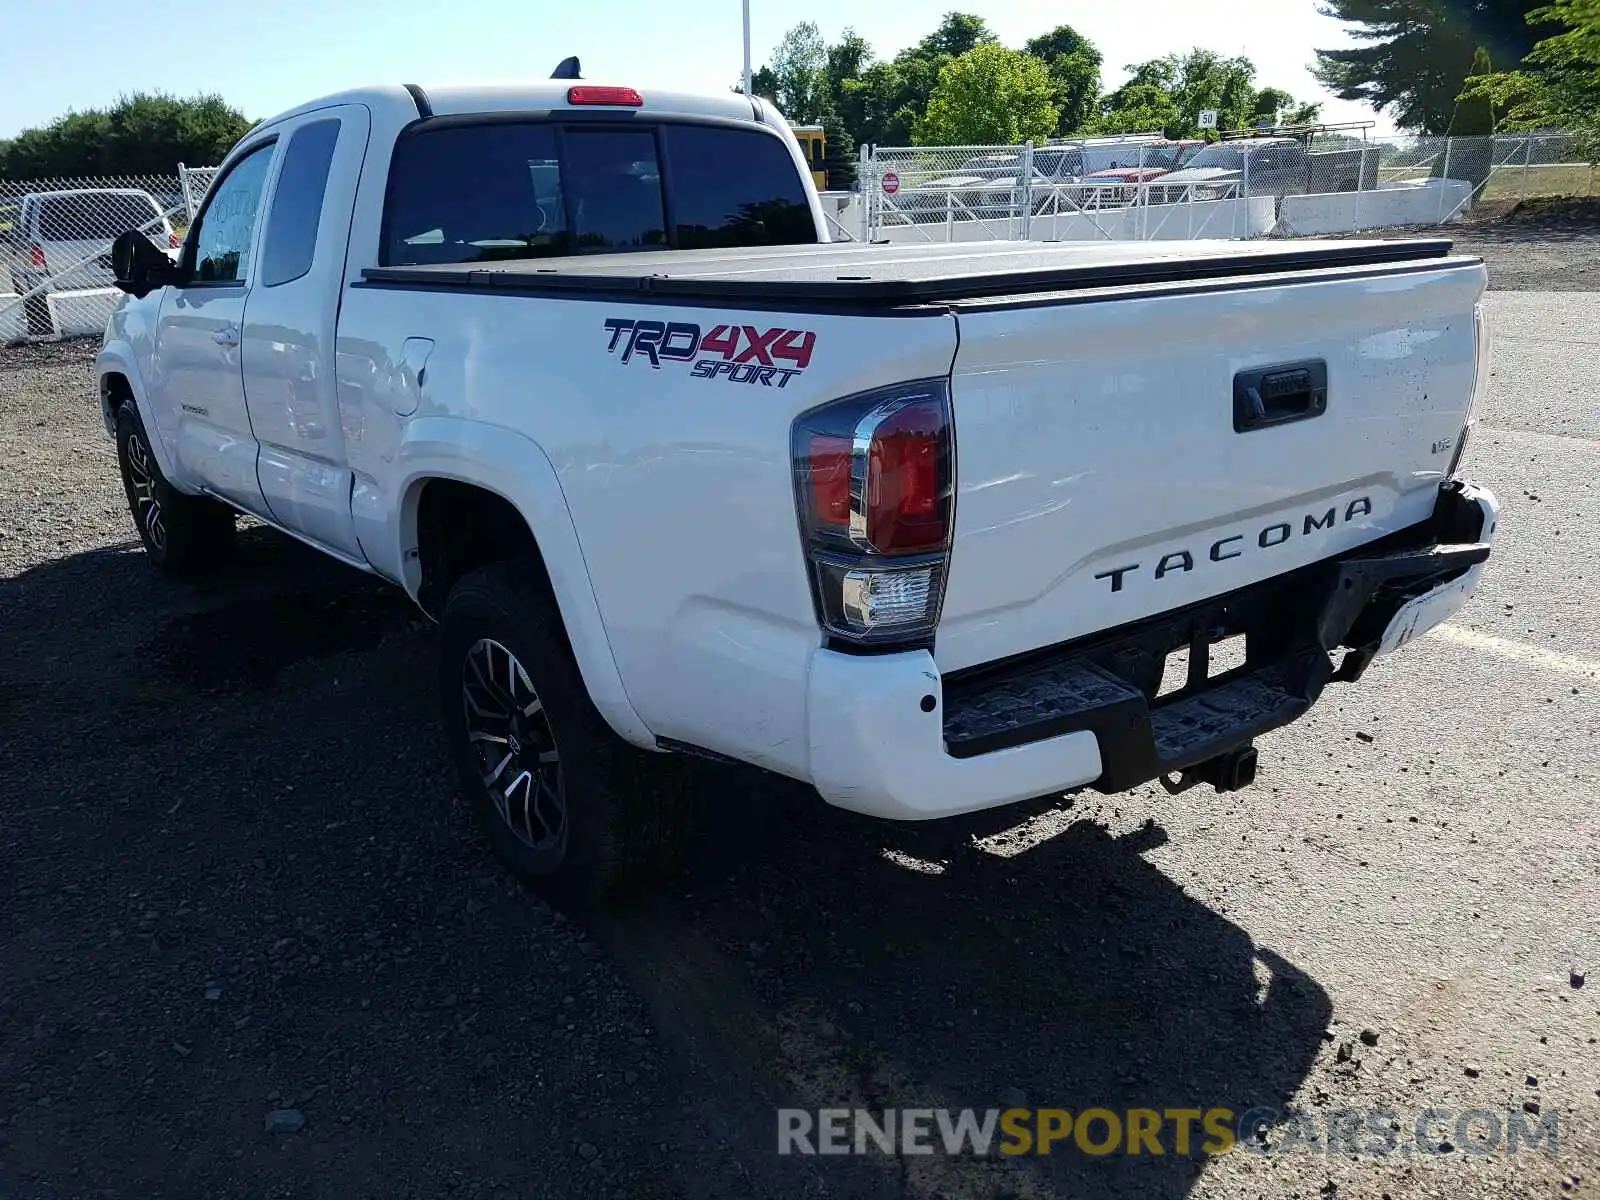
[381,120,816,267]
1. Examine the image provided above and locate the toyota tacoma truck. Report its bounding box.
[97,78,1500,908]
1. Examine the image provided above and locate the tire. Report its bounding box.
[437,559,688,911]
[22,288,52,339]
[114,405,236,576]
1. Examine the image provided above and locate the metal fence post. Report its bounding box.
[857,144,871,241]
[1020,141,1035,241]
[1521,135,1532,202]
[1438,138,1453,224]
[1140,149,1151,241]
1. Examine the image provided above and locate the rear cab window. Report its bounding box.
[381,119,817,267]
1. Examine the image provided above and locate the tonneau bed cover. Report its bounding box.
[362,238,1463,307]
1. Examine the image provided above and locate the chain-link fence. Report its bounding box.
[0,164,215,343]
[856,130,1595,245]
[1373,131,1595,203]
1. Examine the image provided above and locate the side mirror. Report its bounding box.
[112,230,183,299]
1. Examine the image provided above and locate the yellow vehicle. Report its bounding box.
[791,124,828,190]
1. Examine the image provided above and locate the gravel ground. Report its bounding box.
[1313,197,1600,292]
[1,224,1597,1200]
[1443,199,1600,292]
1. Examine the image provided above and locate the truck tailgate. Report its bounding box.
[935,256,1486,673]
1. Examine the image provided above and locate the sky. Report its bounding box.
[0,0,1391,141]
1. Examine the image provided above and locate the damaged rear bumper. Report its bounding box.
[806,480,1498,819]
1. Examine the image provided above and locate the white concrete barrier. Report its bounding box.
[835,197,864,240]
[49,288,120,338]
[0,287,119,344]
[875,195,1277,244]
[817,191,856,239]
[1278,179,1473,235]
[0,295,25,344]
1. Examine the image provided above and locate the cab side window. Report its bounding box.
[192,143,276,284]
[261,120,341,287]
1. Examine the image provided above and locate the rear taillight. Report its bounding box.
[792,381,954,648]
[29,245,45,269]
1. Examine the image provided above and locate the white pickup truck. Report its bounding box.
[98,77,1500,908]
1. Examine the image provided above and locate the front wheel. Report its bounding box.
[114,406,235,576]
[437,559,688,911]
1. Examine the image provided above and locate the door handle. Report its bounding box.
[1234,361,1328,433]
[212,325,240,347]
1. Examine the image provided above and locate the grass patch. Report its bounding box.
[1481,163,1597,201]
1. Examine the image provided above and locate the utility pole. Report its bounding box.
[742,0,753,96]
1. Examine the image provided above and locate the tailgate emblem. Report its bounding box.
[1094,497,1374,593]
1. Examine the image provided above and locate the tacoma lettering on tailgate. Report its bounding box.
[602,318,816,387]
[1094,497,1375,593]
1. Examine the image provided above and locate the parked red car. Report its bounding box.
[1077,141,1204,204]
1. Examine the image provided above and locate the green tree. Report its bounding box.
[1089,51,1319,138]
[1252,88,1324,127]
[1086,82,1182,137]
[0,92,253,178]
[1448,47,1500,135]
[914,44,1059,146]
[749,13,1007,150]
[1518,0,1600,129]
[768,21,830,122]
[1457,0,1600,150]
[822,29,876,145]
[736,65,780,103]
[842,62,917,146]
[917,11,998,58]
[1439,47,1499,193]
[824,29,874,109]
[1024,24,1104,134]
[1313,0,1550,134]
[820,109,858,189]
[852,13,1000,145]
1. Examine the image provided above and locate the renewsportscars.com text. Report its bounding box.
[776,1106,1561,1158]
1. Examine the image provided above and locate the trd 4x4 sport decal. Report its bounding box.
[603,318,816,388]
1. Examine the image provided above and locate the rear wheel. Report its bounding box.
[437,559,688,911]
[114,406,235,576]
[21,281,51,339]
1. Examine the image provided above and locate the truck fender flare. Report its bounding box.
[95,342,184,484]
[392,419,656,751]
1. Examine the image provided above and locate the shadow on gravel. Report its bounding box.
[599,776,1334,1198]
[0,529,1332,1200]
[1461,196,1600,242]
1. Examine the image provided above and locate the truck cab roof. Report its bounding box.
[254,81,765,134]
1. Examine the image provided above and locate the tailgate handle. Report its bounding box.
[1234,361,1327,433]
